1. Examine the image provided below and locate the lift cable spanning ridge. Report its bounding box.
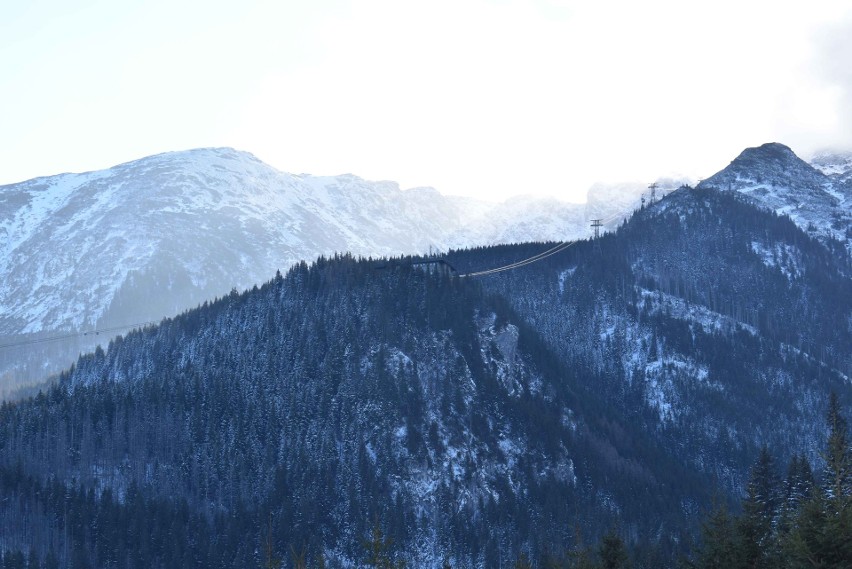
[458,207,627,278]
[0,188,655,351]
[458,239,578,278]
[0,320,160,351]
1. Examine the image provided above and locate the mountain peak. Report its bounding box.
[749,141,794,154]
[697,142,850,251]
[699,142,825,191]
[125,146,265,168]
[727,142,812,172]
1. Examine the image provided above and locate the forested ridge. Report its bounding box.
[687,393,852,569]
[448,187,852,494]
[0,187,849,567]
[0,255,707,567]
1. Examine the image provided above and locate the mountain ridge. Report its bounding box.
[0,147,634,393]
[0,147,594,336]
[0,185,849,567]
[2,142,851,397]
[698,142,852,249]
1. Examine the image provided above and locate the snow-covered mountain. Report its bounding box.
[0,147,597,337]
[0,148,601,392]
[584,177,692,230]
[448,195,588,247]
[811,149,852,182]
[5,142,848,395]
[698,142,852,248]
[1,186,849,566]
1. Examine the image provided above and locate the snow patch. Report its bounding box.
[558,267,576,295]
[637,288,758,336]
[750,241,803,280]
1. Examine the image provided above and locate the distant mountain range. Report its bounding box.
[0,147,630,337]
[0,143,849,395]
[0,148,652,393]
[0,182,848,567]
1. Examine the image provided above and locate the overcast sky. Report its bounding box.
[2,0,851,202]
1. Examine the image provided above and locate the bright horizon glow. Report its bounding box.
[2,0,852,202]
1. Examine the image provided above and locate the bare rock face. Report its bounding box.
[699,142,852,249]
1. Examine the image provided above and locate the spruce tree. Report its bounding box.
[513,552,534,569]
[693,502,738,569]
[598,529,630,569]
[785,393,852,567]
[824,392,851,504]
[778,454,815,539]
[363,519,405,569]
[736,446,780,568]
[819,392,852,566]
[783,454,814,514]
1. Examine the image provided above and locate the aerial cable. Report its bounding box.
[0,188,661,349]
[0,320,159,351]
[458,201,633,278]
[459,239,578,278]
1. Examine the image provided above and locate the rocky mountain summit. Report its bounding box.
[699,142,852,248]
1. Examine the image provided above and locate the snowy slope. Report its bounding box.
[0,148,584,337]
[698,143,851,248]
[448,195,588,247]
[811,150,852,181]
[1,148,606,391]
[584,177,691,230]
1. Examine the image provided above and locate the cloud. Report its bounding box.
[814,16,852,149]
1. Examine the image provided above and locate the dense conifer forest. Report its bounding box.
[0,187,849,567]
[686,392,851,569]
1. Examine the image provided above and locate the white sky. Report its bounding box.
[2,0,851,202]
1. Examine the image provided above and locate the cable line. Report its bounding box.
[459,239,578,278]
[1,187,661,350]
[0,320,160,351]
[459,206,628,278]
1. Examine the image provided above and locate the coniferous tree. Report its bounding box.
[363,519,405,569]
[783,454,814,515]
[598,529,630,569]
[824,392,852,504]
[778,453,814,539]
[692,501,738,569]
[514,552,534,569]
[782,393,852,568]
[736,446,780,568]
[262,517,282,569]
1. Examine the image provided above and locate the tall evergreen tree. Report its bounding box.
[598,529,630,569]
[736,446,781,568]
[778,453,815,540]
[363,519,405,569]
[783,454,814,515]
[692,501,738,569]
[785,393,852,568]
[824,392,852,504]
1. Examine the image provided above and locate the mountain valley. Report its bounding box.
[0,143,850,567]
